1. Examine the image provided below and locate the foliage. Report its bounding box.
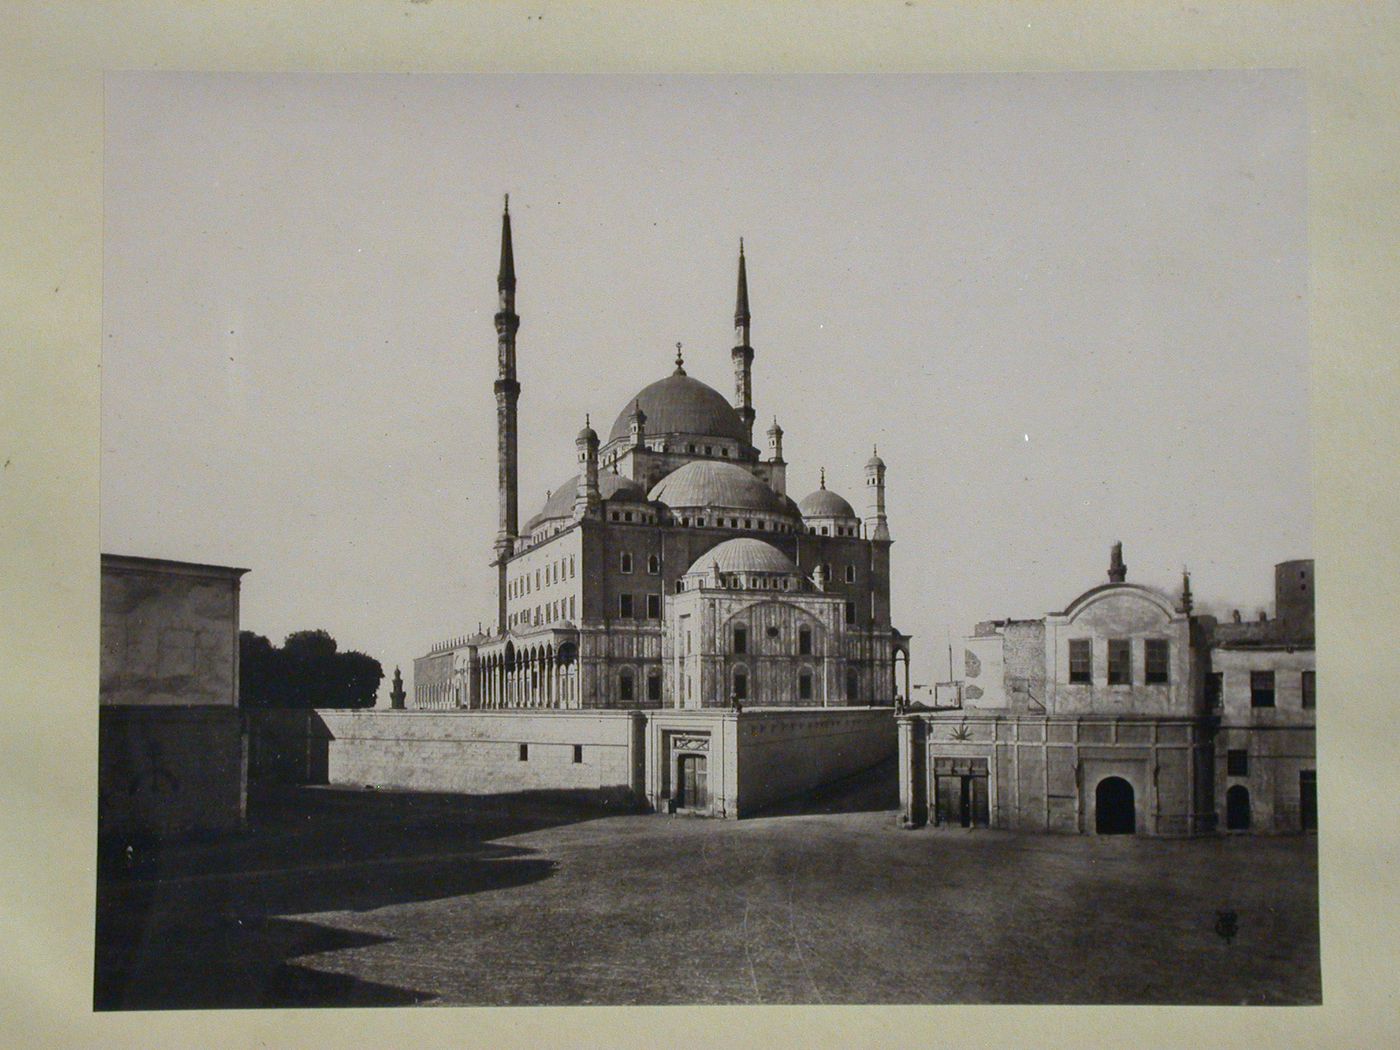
[239,629,383,709]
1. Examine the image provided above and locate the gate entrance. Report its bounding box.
[1300,771,1317,832]
[1095,777,1136,834]
[1226,784,1251,831]
[676,753,708,811]
[932,757,989,828]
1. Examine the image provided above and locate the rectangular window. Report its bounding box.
[619,672,635,703]
[1227,749,1248,776]
[647,672,662,702]
[619,593,633,618]
[535,569,540,588]
[799,672,813,701]
[1251,671,1276,708]
[733,625,747,654]
[518,744,528,762]
[733,671,748,700]
[1107,639,1132,685]
[620,551,633,574]
[1301,670,1315,709]
[570,555,575,578]
[844,600,856,625]
[1205,672,1223,708]
[572,745,583,764]
[1144,638,1169,684]
[1068,639,1092,684]
[647,593,661,619]
[845,565,855,583]
[799,627,812,656]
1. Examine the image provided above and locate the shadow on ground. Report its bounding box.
[751,756,899,817]
[94,784,617,1009]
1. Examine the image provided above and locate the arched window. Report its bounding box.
[845,565,856,583]
[648,553,661,574]
[647,670,662,702]
[620,551,633,574]
[733,669,748,700]
[799,626,812,655]
[799,671,814,701]
[619,668,635,703]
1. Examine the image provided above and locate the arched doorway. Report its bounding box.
[1095,777,1136,835]
[1226,785,1251,831]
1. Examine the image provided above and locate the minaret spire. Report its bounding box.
[493,195,522,631]
[731,239,756,447]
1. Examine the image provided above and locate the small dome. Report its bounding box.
[798,487,856,520]
[648,460,789,516]
[528,471,646,529]
[609,372,748,444]
[865,449,885,470]
[687,538,798,576]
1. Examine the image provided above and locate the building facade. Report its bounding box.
[898,547,1316,836]
[415,202,910,711]
[99,554,250,841]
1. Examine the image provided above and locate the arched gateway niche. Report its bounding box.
[1095,776,1136,835]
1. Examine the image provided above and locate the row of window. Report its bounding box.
[518,743,587,763]
[1207,669,1315,709]
[618,552,663,575]
[510,554,576,597]
[727,666,860,702]
[510,594,577,628]
[616,666,664,703]
[733,624,816,655]
[616,593,663,619]
[1067,638,1170,685]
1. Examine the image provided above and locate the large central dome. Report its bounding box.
[608,372,748,444]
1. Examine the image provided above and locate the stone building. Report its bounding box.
[898,546,1316,837]
[99,554,249,841]
[1210,559,1316,833]
[414,201,911,711]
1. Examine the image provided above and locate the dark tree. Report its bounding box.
[240,629,383,709]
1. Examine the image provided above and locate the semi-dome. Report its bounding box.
[526,471,646,530]
[798,487,856,520]
[686,537,798,576]
[608,372,748,444]
[647,460,788,515]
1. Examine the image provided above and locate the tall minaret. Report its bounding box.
[766,417,786,496]
[574,415,601,520]
[731,239,756,447]
[493,195,520,631]
[864,446,890,542]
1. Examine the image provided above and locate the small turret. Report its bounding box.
[1180,568,1194,614]
[1108,542,1127,583]
[863,446,890,542]
[390,666,406,709]
[574,414,601,519]
[628,399,647,449]
[766,417,786,495]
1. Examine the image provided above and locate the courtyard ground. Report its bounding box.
[95,762,1320,1008]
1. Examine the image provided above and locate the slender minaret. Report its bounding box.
[731,239,756,447]
[574,415,601,520]
[1180,567,1194,614]
[493,195,520,631]
[766,417,786,496]
[628,399,648,449]
[864,446,890,541]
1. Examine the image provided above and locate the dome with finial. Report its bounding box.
[525,471,646,532]
[798,468,857,520]
[577,413,597,443]
[608,343,748,445]
[865,445,885,470]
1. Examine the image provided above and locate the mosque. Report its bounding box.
[413,198,912,713]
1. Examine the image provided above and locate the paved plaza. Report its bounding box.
[96,763,1321,1008]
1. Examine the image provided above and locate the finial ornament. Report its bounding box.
[740,236,745,256]
[585,412,590,427]
[504,193,509,214]
[820,467,826,489]
[674,341,685,374]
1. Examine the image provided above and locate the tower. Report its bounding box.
[731,239,756,447]
[864,446,890,542]
[493,195,521,631]
[766,417,785,496]
[628,399,647,449]
[574,416,601,519]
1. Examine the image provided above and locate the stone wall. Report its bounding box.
[98,706,245,840]
[644,706,896,818]
[250,708,648,806]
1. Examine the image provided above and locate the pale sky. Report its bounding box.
[102,72,1309,694]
